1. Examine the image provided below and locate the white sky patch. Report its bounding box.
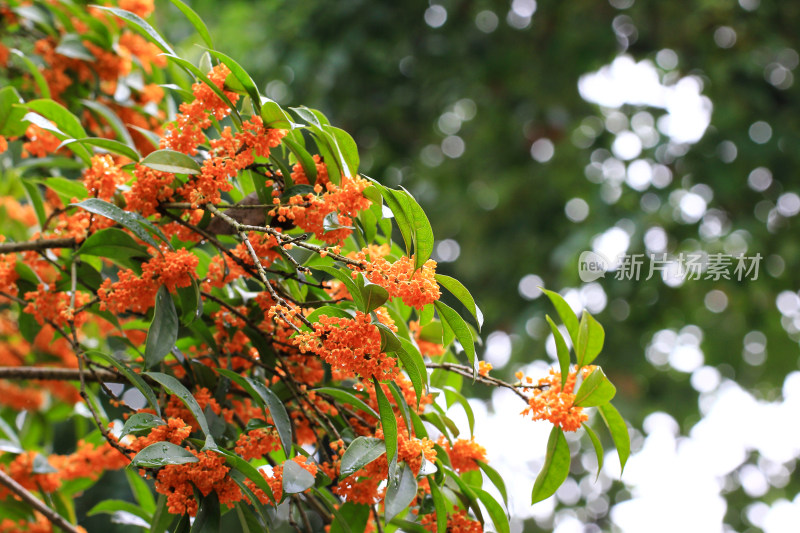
[578,55,712,144]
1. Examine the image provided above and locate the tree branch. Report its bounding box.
[0,468,81,533]
[0,366,122,382]
[0,238,77,255]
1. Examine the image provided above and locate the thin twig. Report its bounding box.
[425,362,532,401]
[0,468,81,533]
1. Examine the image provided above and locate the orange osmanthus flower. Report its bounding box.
[520,367,594,432]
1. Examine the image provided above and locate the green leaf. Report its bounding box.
[546,315,571,388]
[214,369,292,456]
[80,100,136,148]
[167,0,214,49]
[139,149,200,175]
[583,424,604,480]
[260,98,292,129]
[41,176,88,201]
[145,286,179,368]
[149,494,175,533]
[575,311,605,367]
[20,180,46,229]
[126,469,156,515]
[443,386,474,436]
[371,182,435,270]
[216,448,275,504]
[62,137,140,161]
[385,461,417,523]
[282,459,315,493]
[78,227,150,271]
[434,301,476,374]
[313,387,379,419]
[598,402,629,473]
[476,460,508,506]
[574,367,616,407]
[531,426,570,504]
[91,6,176,55]
[290,106,321,128]
[304,305,353,327]
[72,198,167,249]
[360,281,389,313]
[144,372,216,447]
[328,502,369,533]
[55,34,95,61]
[191,491,220,533]
[11,50,50,99]
[283,135,317,183]
[26,99,87,139]
[131,442,198,468]
[396,339,427,406]
[119,412,166,439]
[323,125,359,177]
[373,377,398,478]
[541,288,579,347]
[177,278,202,325]
[313,265,364,311]
[428,479,448,533]
[0,86,28,137]
[86,351,160,416]
[376,322,401,353]
[473,487,509,533]
[339,437,386,478]
[208,50,260,111]
[88,499,152,523]
[435,274,483,330]
[387,381,413,438]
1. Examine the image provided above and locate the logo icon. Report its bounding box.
[578,251,609,282]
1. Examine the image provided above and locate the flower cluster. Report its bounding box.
[98,248,198,313]
[350,247,441,309]
[440,437,487,473]
[293,312,400,381]
[271,173,372,244]
[519,367,593,432]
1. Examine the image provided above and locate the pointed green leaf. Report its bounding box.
[209,50,262,109]
[72,198,168,249]
[323,125,359,177]
[313,387,379,419]
[282,459,315,493]
[145,286,179,368]
[140,149,200,175]
[340,437,386,478]
[576,312,604,367]
[396,339,426,406]
[373,377,398,478]
[583,424,604,480]
[120,412,166,439]
[574,367,616,407]
[474,487,509,533]
[476,460,508,506]
[62,137,140,161]
[434,301,476,374]
[531,426,570,504]
[435,274,483,330]
[360,282,389,314]
[167,0,214,49]
[428,479,448,533]
[598,402,629,473]
[541,288,579,347]
[144,372,215,446]
[131,442,198,468]
[385,461,417,523]
[216,448,275,504]
[0,86,28,137]
[87,351,160,416]
[546,315,571,388]
[91,6,176,55]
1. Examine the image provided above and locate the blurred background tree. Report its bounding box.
[153,0,798,531]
